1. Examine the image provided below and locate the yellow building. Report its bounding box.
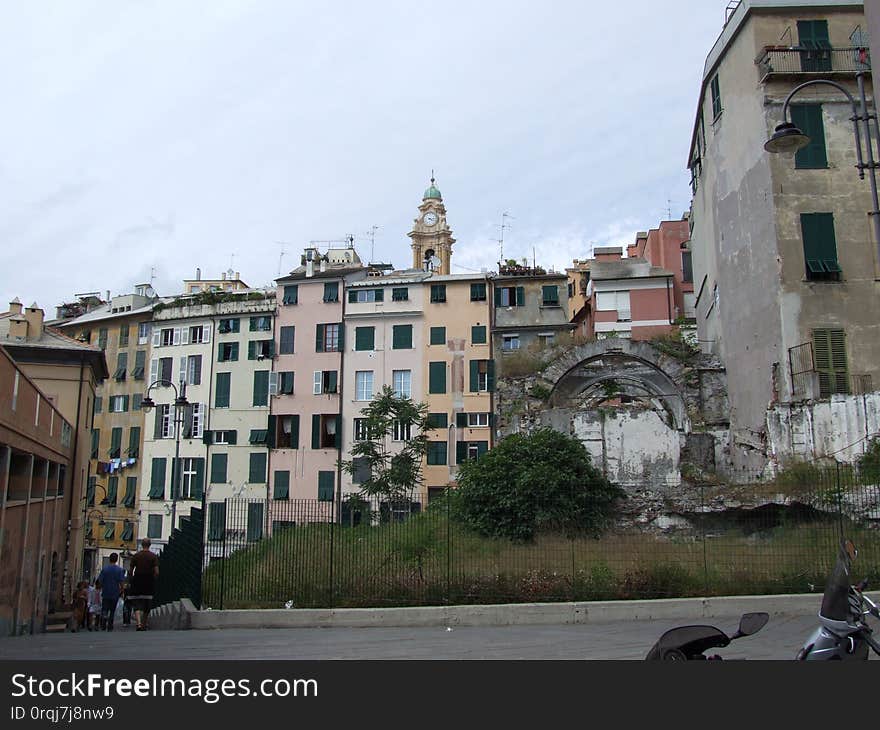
[54,286,158,576]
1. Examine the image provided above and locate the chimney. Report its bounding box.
[8,315,27,339]
[24,303,44,338]
[235,272,240,280]
[319,259,327,273]
[196,268,201,281]
[221,271,226,281]
[8,297,22,316]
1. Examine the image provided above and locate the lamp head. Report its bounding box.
[140,396,156,412]
[765,122,811,154]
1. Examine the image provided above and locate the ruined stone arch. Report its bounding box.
[539,339,693,433]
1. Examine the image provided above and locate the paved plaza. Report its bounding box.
[0,613,823,660]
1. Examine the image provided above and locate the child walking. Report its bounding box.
[87,579,102,631]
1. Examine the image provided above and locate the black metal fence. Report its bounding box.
[153,507,203,609]
[199,467,880,610]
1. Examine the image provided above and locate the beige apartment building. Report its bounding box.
[688,0,879,468]
[54,286,158,576]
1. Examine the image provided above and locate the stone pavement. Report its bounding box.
[0,613,822,660]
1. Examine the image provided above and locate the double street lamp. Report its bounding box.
[765,69,880,263]
[140,379,190,536]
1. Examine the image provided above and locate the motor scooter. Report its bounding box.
[645,611,768,660]
[796,539,880,660]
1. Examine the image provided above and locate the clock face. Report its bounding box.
[423,212,438,226]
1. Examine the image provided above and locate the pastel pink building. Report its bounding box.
[627,219,695,322]
[268,247,367,526]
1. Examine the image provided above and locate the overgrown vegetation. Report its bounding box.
[650,327,700,363]
[857,439,880,484]
[153,289,272,313]
[450,428,625,542]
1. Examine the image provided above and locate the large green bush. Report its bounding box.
[451,428,624,542]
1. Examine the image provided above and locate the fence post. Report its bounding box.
[219,499,227,611]
[329,500,335,609]
[836,463,845,543]
[446,487,451,605]
[701,484,709,597]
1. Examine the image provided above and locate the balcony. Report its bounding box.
[757,46,871,81]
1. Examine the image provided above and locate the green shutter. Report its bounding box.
[273,471,290,500]
[469,360,479,392]
[328,370,338,393]
[149,458,166,499]
[427,412,448,429]
[318,471,334,501]
[348,289,358,303]
[334,415,342,449]
[801,213,839,278]
[375,288,384,302]
[487,360,496,392]
[193,458,204,500]
[312,414,321,449]
[711,75,722,118]
[208,502,226,540]
[471,326,486,344]
[470,282,486,301]
[813,328,849,397]
[494,286,502,306]
[248,341,256,360]
[283,285,298,305]
[791,105,827,169]
[429,362,447,394]
[105,477,118,506]
[290,415,300,449]
[246,502,264,541]
[393,324,412,349]
[203,429,213,445]
[123,478,136,507]
[267,415,277,449]
[215,373,231,408]
[91,429,99,459]
[122,395,130,412]
[110,427,122,458]
[253,371,269,406]
[477,441,489,458]
[427,441,447,466]
[315,324,325,352]
[211,453,228,484]
[430,327,446,345]
[515,287,525,307]
[542,285,559,305]
[456,442,467,464]
[249,452,267,483]
[456,412,468,428]
[355,327,375,351]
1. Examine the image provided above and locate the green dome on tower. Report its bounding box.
[423,175,442,200]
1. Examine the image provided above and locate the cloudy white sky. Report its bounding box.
[1,1,727,312]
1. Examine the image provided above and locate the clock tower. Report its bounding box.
[408,176,455,275]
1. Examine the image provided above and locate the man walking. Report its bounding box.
[96,553,126,631]
[128,537,159,631]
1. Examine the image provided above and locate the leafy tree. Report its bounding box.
[858,438,880,484]
[339,386,433,508]
[451,427,624,542]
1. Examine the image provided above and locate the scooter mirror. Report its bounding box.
[738,612,769,636]
[845,540,858,562]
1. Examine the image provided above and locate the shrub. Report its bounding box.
[858,439,880,484]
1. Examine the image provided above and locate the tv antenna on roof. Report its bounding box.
[365,225,380,262]
[275,241,290,277]
[496,212,514,262]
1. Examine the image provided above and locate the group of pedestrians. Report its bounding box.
[71,538,160,632]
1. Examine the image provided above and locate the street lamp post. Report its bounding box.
[765,70,880,264]
[140,378,190,539]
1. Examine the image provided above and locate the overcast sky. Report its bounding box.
[0,1,728,313]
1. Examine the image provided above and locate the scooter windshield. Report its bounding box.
[645,625,729,659]
[819,542,855,622]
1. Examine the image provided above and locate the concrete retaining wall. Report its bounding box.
[182,592,880,631]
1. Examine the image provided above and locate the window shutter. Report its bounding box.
[181,327,189,345]
[313,371,322,395]
[328,371,338,393]
[179,356,187,384]
[150,358,158,384]
[494,286,502,306]
[487,360,496,392]
[334,415,341,448]
[430,327,446,345]
[472,326,486,345]
[830,329,849,394]
[152,329,160,347]
[792,105,827,169]
[469,360,479,392]
[249,452,267,483]
[193,458,205,500]
[273,471,290,500]
[456,442,467,464]
[349,290,358,303]
[312,414,321,449]
[210,453,227,484]
[246,502,264,541]
[516,287,525,307]
[204,324,211,343]
[122,395,129,412]
[173,328,181,345]
[318,471,334,501]
[315,324,324,352]
[153,408,162,439]
[267,415,277,448]
[202,429,212,446]
[149,458,166,499]
[208,502,226,540]
[290,415,300,449]
[456,412,468,428]
[227,430,237,445]
[253,371,269,406]
[375,288,384,302]
[215,372,230,408]
[269,372,278,396]
[337,322,344,350]
[248,341,256,360]
[429,362,446,394]
[128,426,140,457]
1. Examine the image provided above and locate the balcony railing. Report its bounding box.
[757,47,871,80]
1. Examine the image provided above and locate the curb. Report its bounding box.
[183,592,880,630]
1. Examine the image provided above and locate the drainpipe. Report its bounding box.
[666,277,673,325]
[0,446,10,566]
[63,356,87,604]
[335,276,346,524]
[489,273,496,448]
